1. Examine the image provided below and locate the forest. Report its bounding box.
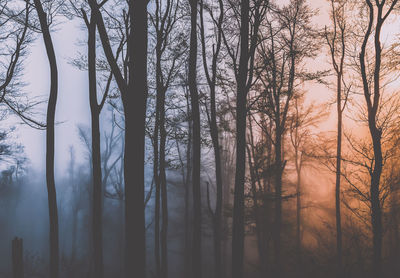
[0,0,400,277]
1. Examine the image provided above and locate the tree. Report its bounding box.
[198,0,224,275]
[254,1,319,273]
[358,0,398,276]
[66,1,123,275]
[324,0,350,274]
[33,0,60,277]
[187,0,202,275]
[149,0,184,275]
[220,0,266,275]
[88,0,149,276]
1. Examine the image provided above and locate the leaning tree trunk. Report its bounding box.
[33,1,59,277]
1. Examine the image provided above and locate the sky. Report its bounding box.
[13,0,400,178]
[17,18,91,176]
[15,1,330,177]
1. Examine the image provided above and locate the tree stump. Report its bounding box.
[12,237,23,278]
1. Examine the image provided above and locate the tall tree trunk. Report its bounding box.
[87,12,104,278]
[89,0,148,276]
[231,0,249,276]
[33,1,59,277]
[125,0,148,276]
[160,107,168,278]
[370,132,383,278]
[155,25,169,278]
[184,92,192,278]
[335,72,343,276]
[153,81,161,278]
[358,1,395,276]
[198,0,224,275]
[188,0,202,276]
[295,152,301,268]
[274,128,283,276]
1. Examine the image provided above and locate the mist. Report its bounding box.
[1,0,400,278]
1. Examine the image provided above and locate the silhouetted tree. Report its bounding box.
[323,0,350,274]
[187,0,202,275]
[33,0,60,277]
[254,1,319,274]
[358,0,398,276]
[149,0,185,275]
[199,0,224,275]
[88,0,149,276]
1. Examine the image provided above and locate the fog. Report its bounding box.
[1,0,400,278]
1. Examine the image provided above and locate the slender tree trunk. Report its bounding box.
[199,1,224,275]
[155,23,169,276]
[188,0,202,276]
[33,2,59,277]
[87,13,104,278]
[125,0,148,276]
[335,72,343,277]
[160,111,168,278]
[158,71,168,278]
[208,57,223,278]
[274,129,283,276]
[295,153,301,268]
[231,0,249,276]
[153,83,161,278]
[370,132,383,278]
[246,143,267,275]
[184,93,192,278]
[358,3,392,276]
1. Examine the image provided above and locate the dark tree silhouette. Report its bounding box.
[324,0,350,274]
[88,0,149,276]
[199,0,224,275]
[359,0,398,276]
[149,0,183,275]
[82,8,103,278]
[231,0,250,276]
[188,0,202,276]
[33,0,60,277]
